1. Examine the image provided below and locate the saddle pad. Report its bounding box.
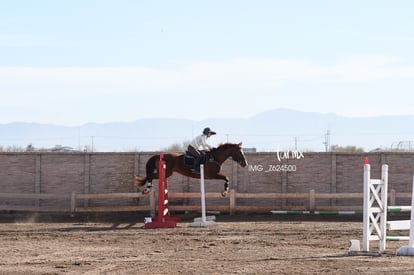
[184,155,195,166]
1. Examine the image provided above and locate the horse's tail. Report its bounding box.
[134,155,158,187]
[134,175,147,187]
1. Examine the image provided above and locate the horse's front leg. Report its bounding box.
[207,168,229,197]
[214,174,230,197]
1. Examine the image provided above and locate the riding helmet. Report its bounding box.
[203,127,216,135]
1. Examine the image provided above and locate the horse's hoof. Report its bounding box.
[221,191,228,197]
[142,189,151,195]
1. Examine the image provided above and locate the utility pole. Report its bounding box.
[294,136,298,151]
[323,130,331,152]
[91,136,94,152]
[78,127,81,151]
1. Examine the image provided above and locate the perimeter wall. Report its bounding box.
[1,152,413,211]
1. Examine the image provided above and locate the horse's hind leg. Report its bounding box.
[141,155,159,194]
[134,175,152,194]
[142,181,152,194]
[142,175,156,195]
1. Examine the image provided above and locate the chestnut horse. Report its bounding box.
[135,142,248,197]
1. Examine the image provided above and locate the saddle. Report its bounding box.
[184,151,211,166]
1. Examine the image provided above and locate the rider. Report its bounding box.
[187,127,216,174]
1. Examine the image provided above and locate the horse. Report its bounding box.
[134,142,248,197]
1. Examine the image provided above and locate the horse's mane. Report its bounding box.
[212,143,241,152]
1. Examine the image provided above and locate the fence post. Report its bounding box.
[70,191,76,216]
[35,154,41,207]
[149,189,156,217]
[390,189,396,206]
[309,189,315,212]
[229,189,236,215]
[83,154,91,207]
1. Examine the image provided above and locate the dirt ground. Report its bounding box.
[1,213,414,274]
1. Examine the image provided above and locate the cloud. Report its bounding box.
[326,55,414,81]
[1,55,414,125]
[0,55,413,104]
[0,67,181,104]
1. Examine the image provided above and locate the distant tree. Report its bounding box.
[26,144,35,152]
[331,145,364,153]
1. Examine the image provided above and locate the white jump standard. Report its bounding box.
[191,164,217,227]
[362,163,388,253]
[396,174,414,256]
[352,161,414,255]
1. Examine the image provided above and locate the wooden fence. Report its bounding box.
[0,190,412,216]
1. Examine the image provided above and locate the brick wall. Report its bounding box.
[1,151,414,209]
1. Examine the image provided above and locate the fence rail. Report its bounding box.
[0,190,411,216]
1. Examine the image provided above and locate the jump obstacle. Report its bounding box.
[191,164,217,227]
[350,160,414,255]
[144,157,216,229]
[144,154,181,229]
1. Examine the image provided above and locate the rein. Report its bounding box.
[209,145,233,164]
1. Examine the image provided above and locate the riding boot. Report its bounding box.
[192,157,200,174]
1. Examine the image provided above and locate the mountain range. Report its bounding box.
[1,108,413,152]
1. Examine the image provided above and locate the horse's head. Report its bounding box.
[212,142,248,167]
[230,142,248,167]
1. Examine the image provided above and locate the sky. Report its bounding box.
[1,0,414,126]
